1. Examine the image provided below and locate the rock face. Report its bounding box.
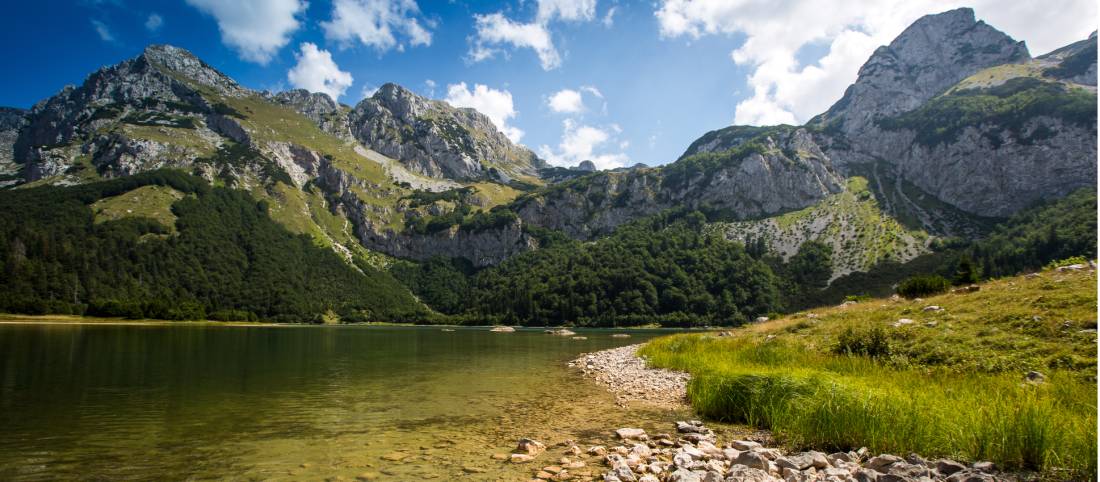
[348,83,543,182]
[517,128,844,239]
[806,9,1096,218]
[269,89,352,140]
[679,8,1094,225]
[811,8,1030,138]
[12,45,249,182]
[0,107,25,184]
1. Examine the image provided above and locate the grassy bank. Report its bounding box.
[639,268,1097,479]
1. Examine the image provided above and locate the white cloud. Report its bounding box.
[602,6,618,27]
[468,0,605,70]
[444,82,524,143]
[654,0,1098,126]
[537,0,598,23]
[424,79,437,97]
[547,86,606,114]
[469,13,561,70]
[145,13,163,32]
[322,0,432,52]
[91,19,115,43]
[539,119,629,169]
[186,0,305,64]
[287,43,354,101]
[548,89,584,113]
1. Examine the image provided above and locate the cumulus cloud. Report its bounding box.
[287,43,354,101]
[537,0,598,23]
[145,13,163,32]
[322,0,432,52]
[90,19,115,43]
[539,119,629,170]
[186,0,305,64]
[468,0,603,70]
[654,0,1098,125]
[547,86,606,114]
[469,13,561,70]
[444,82,524,143]
[548,89,584,113]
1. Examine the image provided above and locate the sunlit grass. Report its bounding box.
[640,269,1097,479]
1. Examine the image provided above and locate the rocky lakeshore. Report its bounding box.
[504,421,1006,482]
[554,345,1011,482]
[570,344,690,408]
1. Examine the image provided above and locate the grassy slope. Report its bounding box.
[91,184,184,231]
[640,268,1097,478]
[713,177,928,279]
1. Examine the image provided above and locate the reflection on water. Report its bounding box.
[0,324,689,480]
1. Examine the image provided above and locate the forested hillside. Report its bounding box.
[0,171,424,321]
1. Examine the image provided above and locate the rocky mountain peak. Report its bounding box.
[812,7,1029,136]
[138,44,246,96]
[349,82,543,181]
[270,89,350,139]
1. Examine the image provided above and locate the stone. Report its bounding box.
[490,326,516,332]
[971,461,995,472]
[726,465,779,482]
[611,334,631,338]
[461,466,486,474]
[732,451,770,471]
[666,468,701,482]
[588,446,608,456]
[511,454,536,463]
[730,440,762,451]
[947,470,997,482]
[615,428,648,440]
[887,461,931,478]
[755,316,770,323]
[630,444,652,458]
[936,459,967,475]
[491,453,509,460]
[517,438,547,455]
[865,454,903,471]
[893,318,915,327]
[1024,371,1046,383]
[922,305,944,312]
[852,468,881,482]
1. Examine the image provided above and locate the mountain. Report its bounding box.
[350,83,544,182]
[0,8,1095,324]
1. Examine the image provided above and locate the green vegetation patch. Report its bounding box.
[0,170,424,322]
[640,268,1097,478]
[878,77,1097,147]
[91,184,185,232]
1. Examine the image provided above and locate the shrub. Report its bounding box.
[897,275,950,298]
[1044,255,1089,270]
[834,326,892,357]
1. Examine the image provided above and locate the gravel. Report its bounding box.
[570,344,689,408]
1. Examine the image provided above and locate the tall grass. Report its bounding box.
[640,335,1097,479]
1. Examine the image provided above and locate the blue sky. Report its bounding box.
[1,0,1095,168]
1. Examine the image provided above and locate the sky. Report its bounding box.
[0,0,1095,169]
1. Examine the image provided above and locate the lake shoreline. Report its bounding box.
[0,313,698,330]
[568,344,1013,482]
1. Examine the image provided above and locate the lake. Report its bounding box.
[0,322,689,480]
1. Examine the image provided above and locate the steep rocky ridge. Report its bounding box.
[810,8,1030,138]
[348,83,544,182]
[511,127,844,239]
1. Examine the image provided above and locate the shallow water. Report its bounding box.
[0,323,690,480]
